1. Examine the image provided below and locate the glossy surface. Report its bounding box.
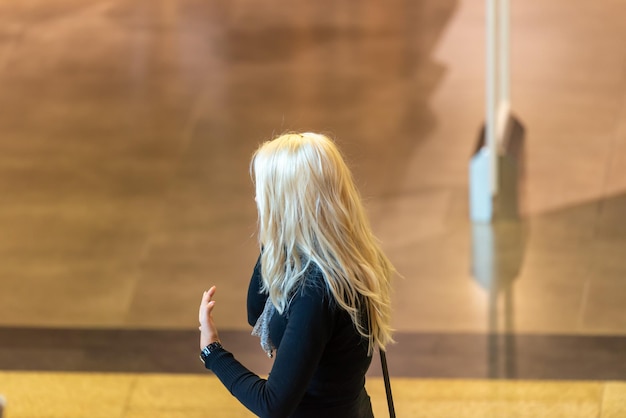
[1,0,625,336]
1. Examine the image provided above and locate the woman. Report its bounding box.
[199,132,394,418]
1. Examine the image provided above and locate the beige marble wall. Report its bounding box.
[0,0,625,338]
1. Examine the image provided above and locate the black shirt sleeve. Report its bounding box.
[205,278,335,418]
[247,254,266,327]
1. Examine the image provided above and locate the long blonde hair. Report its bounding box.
[251,132,394,353]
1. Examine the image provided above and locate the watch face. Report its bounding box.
[200,347,210,364]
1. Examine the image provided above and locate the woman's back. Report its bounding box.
[247,260,374,417]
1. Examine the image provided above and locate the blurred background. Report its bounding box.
[0,0,625,416]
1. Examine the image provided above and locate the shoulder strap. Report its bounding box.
[379,350,396,418]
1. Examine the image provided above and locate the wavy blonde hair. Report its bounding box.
[251,132,394,354]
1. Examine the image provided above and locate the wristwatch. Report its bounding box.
[200,341,223,365]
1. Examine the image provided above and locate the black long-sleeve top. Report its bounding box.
[203,257,374,418]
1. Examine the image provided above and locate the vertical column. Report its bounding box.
[486,0,498,195]
[499,0,510,110]
[497,0,511,145]
[470,0,511,223]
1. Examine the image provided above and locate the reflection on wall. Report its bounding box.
[472,220,526,378]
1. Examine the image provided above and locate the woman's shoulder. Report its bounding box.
[301,261,327,290]
[282,263,338,325]
[289,262,334,307]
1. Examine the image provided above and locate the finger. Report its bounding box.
[200,299,216,319]
[200,301,215,322]
[206,300,216,315]
[200,288,217,323]
[202,290,211,303]
[199,291,209,322]
[201,287,216,304]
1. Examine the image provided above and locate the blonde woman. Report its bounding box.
[199,132,394,418]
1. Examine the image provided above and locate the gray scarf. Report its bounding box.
[251,296,276,358]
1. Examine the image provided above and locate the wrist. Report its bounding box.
[200,334,220,349]
[199,326,220,349]
[200,341,224,367]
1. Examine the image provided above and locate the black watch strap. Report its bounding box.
[200,341,224,365]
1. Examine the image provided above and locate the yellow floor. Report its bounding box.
[0,372,624,418]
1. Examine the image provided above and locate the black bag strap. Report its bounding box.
[379,350,396,418]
